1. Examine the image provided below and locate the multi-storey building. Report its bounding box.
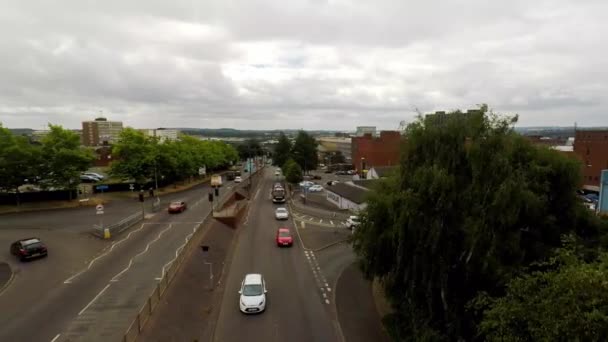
[351,131,402,171]
[82,117,123,146]
[573,129,608,188]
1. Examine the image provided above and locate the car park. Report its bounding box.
[10,238,48,261]
[275,207,289,220]
[276,227,293,247]
[234,176,242,183]
[168,201,187,213]
[239,273,267,314]
[308,185,324,192]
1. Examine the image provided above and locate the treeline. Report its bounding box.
[110,128,239,186]
[353,105,608,341]
[272,131,318,184]
[0,124,93,203]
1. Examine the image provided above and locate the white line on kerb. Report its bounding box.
[79,283,111,315]
[51,334,61,342]
[64,223,147,284]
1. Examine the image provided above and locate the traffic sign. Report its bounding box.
[96,185,109,191]
[129,184,134,190]
[96,204,104,215]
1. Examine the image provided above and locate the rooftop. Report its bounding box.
[351,179,381,190]
[370,166,398,178]
[326,182,369,204]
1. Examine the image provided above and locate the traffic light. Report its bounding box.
[138,193,144,202]
[208,192,213,202]
[214,187,219,197]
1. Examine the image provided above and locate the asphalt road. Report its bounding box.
[0,175,245,342]
[212,168,339,342]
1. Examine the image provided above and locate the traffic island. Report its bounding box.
[295,223,351,251]
[0,262,14,295]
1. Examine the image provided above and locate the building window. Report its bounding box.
[586,147,590,155]
[595,176,599,181]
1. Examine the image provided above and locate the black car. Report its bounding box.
[10,238,48,261]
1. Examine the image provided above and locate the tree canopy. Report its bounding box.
[236,139,264,160]
[110,130,238,187]
[273,132,292,168]
[291,130,318,172]
[282,158,303,184]
[352,106,603,341]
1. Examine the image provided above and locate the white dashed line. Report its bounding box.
[64,222,147,284]
[300,221,306,229]
[51,334,61,342]
[319,219,323,224]
[329,220,334,225]
[327,287,332,292]
[325,299,330,304]
[79,283,111,315]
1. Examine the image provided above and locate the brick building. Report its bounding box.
[82,117,123,146]
[351,131,402,171]
[574,129,608,188]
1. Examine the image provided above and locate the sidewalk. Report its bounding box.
[0,262,13,295]
[336,262,390,342]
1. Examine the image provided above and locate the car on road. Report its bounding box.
[275,207,289,220]
[276,227,293,247]
[168,201,187,213]
[83,172,105,180]
[326,180,340,186]
[308,185,323,192]
[10,238,48,261]
[345,215,360,229]
[80,174,101,183]
[299,180,314,188]
[234,176,243,183]
[274,170,281,176]
[239,273,267,314]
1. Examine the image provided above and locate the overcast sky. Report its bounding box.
[0,0,606,130]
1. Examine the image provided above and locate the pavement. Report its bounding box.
[0,262,12,293]
[336,263,390,342]
[0,170,251,342]
[211,168,339,342]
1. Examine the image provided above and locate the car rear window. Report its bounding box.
[25,242,43,250]
[279,231,291,237]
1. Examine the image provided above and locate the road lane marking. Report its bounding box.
[329,220,334,225]
[111,224,173,282]
[254,188,261,200]
[325,299,330,304]
[157,223,199,279]
[64,222,147,284]
[319,219,323,223]
[300,221,306,229]
[51,334,61,342]
[79,283,111,315]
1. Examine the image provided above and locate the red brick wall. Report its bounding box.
[574,130,608,187]
[351,131,402,170]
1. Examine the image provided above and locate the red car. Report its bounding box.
[168,201,187,213]
[276,228,293,247]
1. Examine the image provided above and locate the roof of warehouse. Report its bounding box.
[326,182,369,204]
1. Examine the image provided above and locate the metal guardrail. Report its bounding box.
[93,211,144,238]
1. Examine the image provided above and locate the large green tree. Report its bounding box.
[291,130,318,173]
[477,237,608,341]
[110,128,156,185]
[282,158,303,184]
[353,106,599,341]
[273,132,292,168]
[0,124,42,204]
[39,125,94,193]
[237,139,264,160]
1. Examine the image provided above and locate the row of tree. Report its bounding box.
[273,131,319,183]
[0,124,94,203]
[110,128,239,186]
[353,106,608,341]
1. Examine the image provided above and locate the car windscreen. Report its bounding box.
[170,202,182,206]
[276,208,287,213]
[279,231,291,237]
[242,284,263,296]
[25,242,43,250]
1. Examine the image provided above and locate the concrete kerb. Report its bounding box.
[0,262,15,297]
[312,238,351,253]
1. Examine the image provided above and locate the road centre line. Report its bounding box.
[64,222,147,284]
[78,283,111,315]
[157,223,198,279]
[111,224,174,282]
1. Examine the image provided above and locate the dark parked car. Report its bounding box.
[10,238,48,261]
[168,201,187,213]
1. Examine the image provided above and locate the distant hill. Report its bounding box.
[8,128,34,136]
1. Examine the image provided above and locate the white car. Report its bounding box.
[308,185,323,192]
[239,273,267,314]
[83,172,105,180]
[234,176,242,183]
[345,216,360,229]
[299,181,314,188]
[275,207,289,220]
